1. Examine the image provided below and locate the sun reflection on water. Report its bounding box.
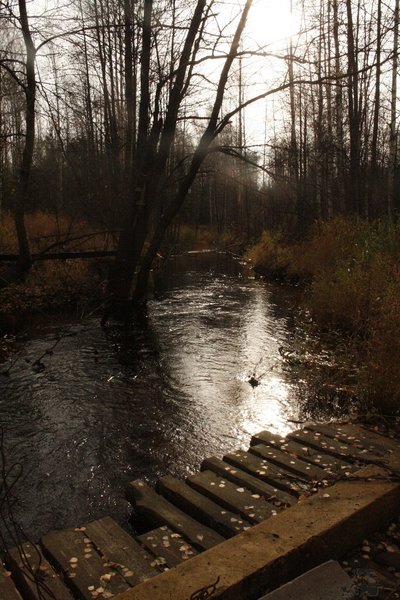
[240,376,294,438]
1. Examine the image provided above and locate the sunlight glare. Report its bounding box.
[240,375,294,437]
[246,0,300,47]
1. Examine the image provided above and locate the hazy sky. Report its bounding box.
[27,0,298,152]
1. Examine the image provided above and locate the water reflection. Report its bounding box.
[151,252,297,439]
[0,251,303,545]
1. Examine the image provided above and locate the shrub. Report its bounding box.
[247,217,400,412]
[245,230,292,278]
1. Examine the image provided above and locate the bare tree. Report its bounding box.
[12,0,36,274]
[389,0,399,217]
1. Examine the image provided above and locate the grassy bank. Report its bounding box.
[168,224,246,253]
[0,216,242,338]
[0,212,111,337]
[246,217,400,413]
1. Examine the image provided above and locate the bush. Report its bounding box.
[0,212,107,333]
[247,217,400,412]
[245,230,292,278]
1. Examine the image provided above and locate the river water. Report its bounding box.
[0,251,347,545]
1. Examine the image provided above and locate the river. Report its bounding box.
[0,251,350,545]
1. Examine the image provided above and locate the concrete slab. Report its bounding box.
[114,465,400,600]
[257,560,355,599]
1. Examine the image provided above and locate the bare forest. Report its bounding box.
[2,2,400,584]
[0,0,398,307]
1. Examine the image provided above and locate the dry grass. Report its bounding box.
[175,225,244,252]
[0,211,113,254]
[0,212,111,332]
[245,230,292,276]
[247,217,400,412]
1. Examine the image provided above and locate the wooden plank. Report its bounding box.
[308,423,397,456]
[157,475,251,538]
[41,527,130,600]
[83,517,157,586]
[137,527,198,569]
[111,465,400,600]
[187,470,278,524]
[201,456,297,507]
[223,450,310,496]
[251,431,355,474]
[6,542,73,600]
[0,562,23,600]
[126,480,224,551]
[288,429,383,463]
[249,444,328,482]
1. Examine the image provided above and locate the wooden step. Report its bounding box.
[114,462,400,600]
[83,517,158,584]
[201,456,297,507]
[249,444,328,482]
[187,470,280,524]
[0,562,23,600]
[308,423,397,456]
[251,430,355,474]
[223,449,310,496]
[137,526,198,568]
[288,428,383,463]
[6,542,73,600]
[41,526,131,600]
[157,475,251,537]
[126,480,224,551]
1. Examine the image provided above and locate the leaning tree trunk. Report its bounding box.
[133,0,254,302]
[106,0,207,315]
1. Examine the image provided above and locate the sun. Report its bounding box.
[246,0,300,48]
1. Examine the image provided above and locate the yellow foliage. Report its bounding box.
[0,211,102,254]
[0,212,107,330]
[247,217,400,411]
[245,230,292,276]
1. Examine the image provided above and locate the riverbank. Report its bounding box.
[0,259,106,366]
[246,217,400,414]
[0,220,244,339]
[0,212,111,338]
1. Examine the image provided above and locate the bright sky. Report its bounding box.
[227,0,301,152]
[28,0,300,154]
[246,0,297,46]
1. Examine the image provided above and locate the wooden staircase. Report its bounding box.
[1,423,399,600]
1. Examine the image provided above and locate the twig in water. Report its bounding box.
[31,333,65,372]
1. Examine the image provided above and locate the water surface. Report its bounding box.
[0,251,334,544]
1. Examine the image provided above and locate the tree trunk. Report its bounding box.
[346,0,361,215]
[389,0,399,217]
[133,0,254,301]
[107,0,208,313]
[15,0,35,274]
[370,0,381,219]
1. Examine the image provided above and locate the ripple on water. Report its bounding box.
[0,251,305,546]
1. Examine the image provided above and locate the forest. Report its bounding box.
[1,0,400,408]
[2,3,400,596]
